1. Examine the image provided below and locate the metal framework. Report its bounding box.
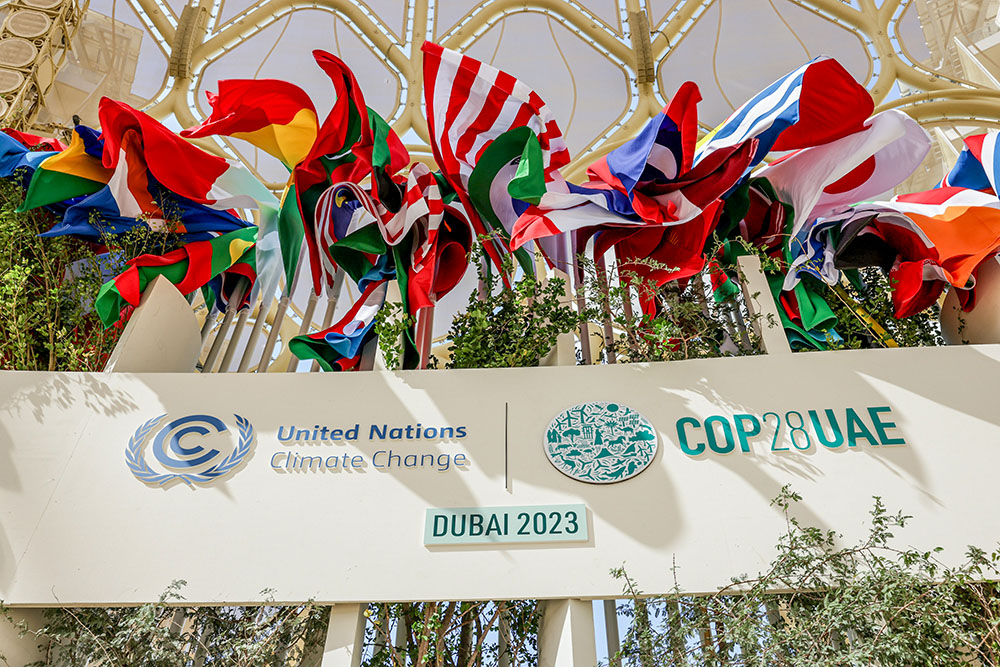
[59,0,997,186]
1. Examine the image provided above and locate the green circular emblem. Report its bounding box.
[544,402,658,484]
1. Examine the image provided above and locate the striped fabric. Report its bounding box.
[941,132,1000,194]
[422,40,569,270]
[312,163,444,295]
[695,57,872,170]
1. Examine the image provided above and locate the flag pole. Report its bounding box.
[218,294,257,372]
[236,294,272,372]
[257,239,307,372]
[202,277,249,372]
[415,304,435,369]
[594,252,617,364]
[286,290,321,372]
[573,249,593,365]
[309,270,345,372]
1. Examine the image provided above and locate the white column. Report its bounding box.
[103,274,202,372]
[736,255,792,355]
[320,603,368,667]
[537,599,597,667]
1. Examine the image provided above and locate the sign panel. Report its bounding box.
[424,505,589,545]
[2,345,1000,604]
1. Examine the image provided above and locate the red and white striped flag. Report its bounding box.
[421,41,570,267]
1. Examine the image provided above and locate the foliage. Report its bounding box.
[2,582,329,666]
[444,242,587,369]
[362,600,539,667]
[0,176,190,372]
[578,252,761,363]
[375,300,417,370]
[611,487,1000,666]
[825,268,945,350]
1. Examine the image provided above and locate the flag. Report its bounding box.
[422,40,569,272]
[406,203,473,314]
[293,52,409,294]
[939,132,1000,195]
[830,188,1000,317]
[181,79,319,168]
[95,227,258,326]
[45,128,251,242]
[0,132,50,182]
[597,199,725,316]
[3,129,64,151]
[100,98,283,303]
[758,109,930,243]
[695,57,873,170]
[288,279,388,371]
[19,125,114,211]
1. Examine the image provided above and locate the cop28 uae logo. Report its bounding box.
[545,402,658,484]
[126,414,254,486]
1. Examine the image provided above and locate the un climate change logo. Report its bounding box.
[545,402,658,484]
[126,414,254,486]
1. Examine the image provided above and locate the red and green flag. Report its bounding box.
[95,227,257,327]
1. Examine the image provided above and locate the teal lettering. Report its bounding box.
[809,409,845,448]
[432,516,447,537]
[469,514,484,536]
[846,408,879,447]
[868,406,905,446]
[677,417,704,456]
[733,414,760,453]
[705,416,736,454]
[486,514,502,536]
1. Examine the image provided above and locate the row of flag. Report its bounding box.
[9,41,1000,366]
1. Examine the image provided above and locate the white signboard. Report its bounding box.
[2,345,1000,605]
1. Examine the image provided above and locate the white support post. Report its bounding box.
[320,603,368,667]
[537,599,597,667]
[736,255,792,355]
[603,599,621,666]
[103,274,202,372]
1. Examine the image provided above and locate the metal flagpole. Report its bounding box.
[236,294,273,372]
[309,270,345,372]
[257,240,307,372]
[202,278,248,373]
[218,295,257,372]
[286,290,320,372]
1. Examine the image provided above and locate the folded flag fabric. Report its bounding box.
[938,132,1000,195]
[759,109,930,244]
[45,128,251,242]
[0,131,52,181]
[19,125,114,211]
[181,79,319,168]
[99,98,267,211]
[509,83,755,253]
[95,226,258,326]
[288,278,388,371]
[99,99,282,303]
[422,40,568,271]
[3,129,64,152]
[695,56,872,171]
[828,187,1000,317]
[406,203,473,314]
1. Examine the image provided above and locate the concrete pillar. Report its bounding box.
[736,255,792,355]
[320,604,367,667]
[103,274,202,372]
[538,599,597,667]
